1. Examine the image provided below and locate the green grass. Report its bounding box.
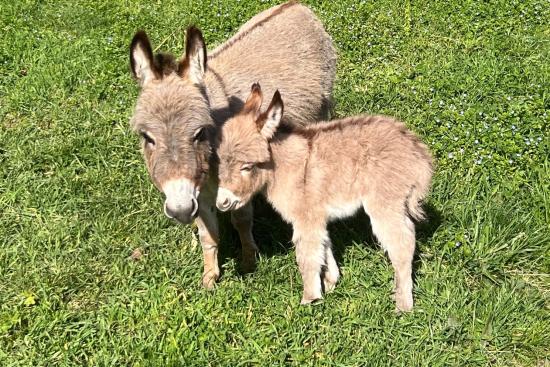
[1,0,549,365]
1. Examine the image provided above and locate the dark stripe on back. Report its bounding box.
[208,1,298,59]
[280,115,382,140]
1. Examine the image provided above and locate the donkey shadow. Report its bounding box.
[217,195,442,278]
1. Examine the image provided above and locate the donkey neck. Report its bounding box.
[202,66,234,125]
[263,133,310,210]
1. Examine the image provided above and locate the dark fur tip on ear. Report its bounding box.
[185,26,207,65]
[251,82,261,93]
[273,90,282,104]
[242,83,263,116]
[270,90,284,112]
[130,30,155,78]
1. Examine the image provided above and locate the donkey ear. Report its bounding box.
[242,83,263,116]
[130,31,159,86]
[259,90,284,140]
[179,26,207,84]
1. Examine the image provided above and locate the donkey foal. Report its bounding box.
[215,84,433,311]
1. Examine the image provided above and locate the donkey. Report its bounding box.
[129,2,336,289]
[215,84,433,311]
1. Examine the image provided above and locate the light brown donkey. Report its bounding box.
[216,84,433,311]
[128,2,336,288]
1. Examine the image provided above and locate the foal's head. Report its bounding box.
[216,83,284,212]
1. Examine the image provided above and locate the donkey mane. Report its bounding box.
[154,52,180,76]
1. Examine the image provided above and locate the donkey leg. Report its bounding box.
[196,195,220,289]
[323,243,340,293]
[365,206,416,312]
[293,226,327,304]
[231,202,259,273]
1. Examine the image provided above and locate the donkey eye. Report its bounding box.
[193,127,206,142]
[141,131,155,146]
[241,163,254,172]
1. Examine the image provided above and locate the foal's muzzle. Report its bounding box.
[216,187,241,212]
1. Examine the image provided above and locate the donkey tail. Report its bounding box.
[406,155,433,221]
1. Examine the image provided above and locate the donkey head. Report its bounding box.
[129,27,215,224]
[216,83,284,212]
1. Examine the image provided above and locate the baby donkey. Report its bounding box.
[216,84,433,311]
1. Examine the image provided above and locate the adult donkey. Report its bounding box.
[129,2,336,288]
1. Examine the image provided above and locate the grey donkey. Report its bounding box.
[129,2,336,288]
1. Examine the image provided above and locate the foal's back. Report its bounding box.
[298,115,433,216]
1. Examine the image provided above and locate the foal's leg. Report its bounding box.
[323,244,340,293]
[293,225,328,304]
[231,203,259,273]
[365,204,415,312]
[196,191,220,289]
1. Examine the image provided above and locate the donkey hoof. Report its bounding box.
[300,295,323,305]
[323,273,339,293]
[240,259,257,274]
[240,250,258,274]
[395,294,414,313]
[323,279,337,293]
[201,271,220,290]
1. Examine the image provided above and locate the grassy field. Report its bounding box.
[1,0,549,365]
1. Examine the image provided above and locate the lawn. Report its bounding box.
[0,0,548,365]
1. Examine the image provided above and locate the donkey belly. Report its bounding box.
[326,200,363,222]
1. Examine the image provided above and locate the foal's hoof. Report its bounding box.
[323,278,337,293]
[395,294,414,313]
[239,250,258,274]
[239,259,257,274]
[323,272,339,293]
[300,295,323,305]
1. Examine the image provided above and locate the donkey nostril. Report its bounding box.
[164,202,177,219]
[191,196,199,217]
[222,198,230,208]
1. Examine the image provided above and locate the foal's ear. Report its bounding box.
[242,83,263,116]
[258,90,284,140]
[179,26,207,84]
[130,31,160,86]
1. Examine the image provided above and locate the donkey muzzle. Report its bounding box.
[162,178,200,224]
[216,187,241,212]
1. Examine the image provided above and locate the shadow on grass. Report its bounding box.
[217,196,443,280]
